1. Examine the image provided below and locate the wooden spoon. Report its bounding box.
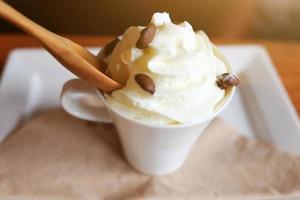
[0,0,122,92]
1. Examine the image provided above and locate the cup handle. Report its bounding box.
[60,79,113,123]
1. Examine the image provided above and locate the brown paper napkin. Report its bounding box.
[0,108,299,200]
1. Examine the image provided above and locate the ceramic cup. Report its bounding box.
[60,77,234,176]
[60,46,234,175]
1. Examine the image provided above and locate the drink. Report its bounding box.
[98,12,238,125]
[61,12,239,175]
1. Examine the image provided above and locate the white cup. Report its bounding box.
[60,78,234,176]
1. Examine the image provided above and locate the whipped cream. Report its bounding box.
[104,12,228,124]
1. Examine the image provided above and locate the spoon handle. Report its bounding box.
[0,0,101,69]
[0,1,121,92]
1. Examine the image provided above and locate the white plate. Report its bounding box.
[0,45,299,154]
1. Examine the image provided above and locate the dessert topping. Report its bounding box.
[216,73,240,89]
[135,73,156,94]
[104,37,120,55]
[136,23,156,49]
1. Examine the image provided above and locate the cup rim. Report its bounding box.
[97,86,235,129]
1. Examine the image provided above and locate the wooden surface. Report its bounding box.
[0,34,299,115]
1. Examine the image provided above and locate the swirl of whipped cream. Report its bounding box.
[104,12,228,124]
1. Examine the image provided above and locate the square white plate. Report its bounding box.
[0,45,299,154]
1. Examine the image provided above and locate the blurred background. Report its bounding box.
[0,0,300,39]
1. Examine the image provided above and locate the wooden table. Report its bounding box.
[0,34,299,115]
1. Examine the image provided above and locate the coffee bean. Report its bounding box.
[98,58,108,72]
[135,73,156,94]
[136,23,156,49]
[216,73,240,89]
[104,37,120,55]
